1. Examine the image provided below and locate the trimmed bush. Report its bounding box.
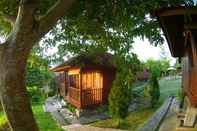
[108,68,133,121]
[148,72,160,108]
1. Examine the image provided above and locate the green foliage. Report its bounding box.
[41,0,193,63]
[27,52,52,88]
[145,58,170,77]
[27,86,43,103]
[143,67,160,108]
[32,103,63,131]
[0,0,194,50]
[109,67,133,119]
[46,77,58,97]
[66,103,76,113]
[91,107,156,130]
[149,71,160,108]
[144,85,151,98]
[0,111,7,127]
[0,102,63,131]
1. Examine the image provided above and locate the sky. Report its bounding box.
[132,37,176,66]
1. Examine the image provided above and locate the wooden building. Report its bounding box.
[154,6,197,127]
[51,53,116,109]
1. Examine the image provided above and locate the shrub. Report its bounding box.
[108,69,133,120]
[27,86,42,103]
[66,103,76,113]
[149,72,160,108]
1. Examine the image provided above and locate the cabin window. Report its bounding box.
[69,74,79,89]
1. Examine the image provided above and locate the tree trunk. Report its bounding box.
[0,43,39,131]
[0,0,76,130]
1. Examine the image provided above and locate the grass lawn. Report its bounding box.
[159,77,181,102]
[0,111,7,126]
[32,103,63,131]
[133,76,182,103]
[0,103,63,131]
[91,107,157,130]
[92,77,182,131]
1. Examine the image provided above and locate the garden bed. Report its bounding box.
[91,107,157,130]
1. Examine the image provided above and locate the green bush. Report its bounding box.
[66,103,76,113]
[144,85,151,98]
[108,69,133,120]
[149,72,160,108]
[27,86,43,103]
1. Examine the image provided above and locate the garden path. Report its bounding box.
[158,98,179,131]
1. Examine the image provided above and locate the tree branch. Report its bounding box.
[1,0,43,55]
[38,0,76,37]
[3,14,17,26]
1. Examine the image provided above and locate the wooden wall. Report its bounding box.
[103,70,116,104]
[56,66,116,109]
[80,66,116,108]
[81,70,103,107]
[56,72,66,97]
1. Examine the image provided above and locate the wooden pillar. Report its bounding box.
[182,32,197,127]
[79,71,82,108]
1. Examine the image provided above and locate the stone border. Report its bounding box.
[139,96,174,131]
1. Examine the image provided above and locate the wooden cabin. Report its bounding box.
[154,6,197,127]
[51,53,116,109]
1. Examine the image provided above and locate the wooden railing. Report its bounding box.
[67,87,103,108]
[81,88,103,107]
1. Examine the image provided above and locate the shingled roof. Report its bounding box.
[51,52,116,72]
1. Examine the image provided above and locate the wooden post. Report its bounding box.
[79,70,82,108]
[182,32,197,127]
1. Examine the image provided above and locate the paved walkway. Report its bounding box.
[140,97,174,131]
[62,124,125,131]
[159,98,179,131]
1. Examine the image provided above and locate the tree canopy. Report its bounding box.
[0,0,195,130]
[42,0,194,62]
[0,0,194,62]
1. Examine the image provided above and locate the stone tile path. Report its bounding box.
[159,98,179,131]
[140,97,174,131]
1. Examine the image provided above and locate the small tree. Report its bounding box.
[149,71,160,108]
[108,68,133,127]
